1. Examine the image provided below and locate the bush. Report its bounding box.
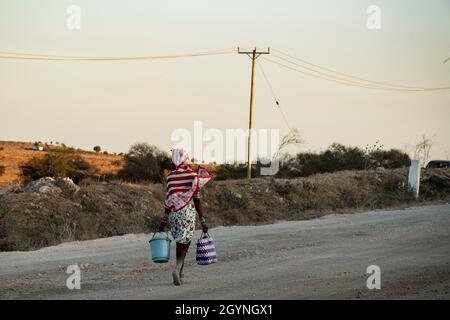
[277,143,410,178]
[0,147,4,176]
[21,150,91,183]
[278,143,365,178]
[118,143,171,183]
[214,163,256,180]
[93,145,101,153]
[366,149,410,169]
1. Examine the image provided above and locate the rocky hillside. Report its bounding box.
[1,168,449,251]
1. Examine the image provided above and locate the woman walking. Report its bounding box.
[159,149,212,286]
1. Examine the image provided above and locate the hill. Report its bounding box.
[0,141,124,187]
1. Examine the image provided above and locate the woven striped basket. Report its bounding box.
[196,233,218,265]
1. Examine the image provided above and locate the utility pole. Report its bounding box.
[238,47,270,178]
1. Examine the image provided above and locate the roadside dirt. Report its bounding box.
[2,168,450,251]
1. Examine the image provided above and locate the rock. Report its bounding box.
[56,177,80,195]
[0,183,23,195]
[80,263,89,270]
[24,177,62,194]
[376,167,386,173]
[38,185,60,194]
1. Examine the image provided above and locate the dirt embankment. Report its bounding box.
[0,168,449,251]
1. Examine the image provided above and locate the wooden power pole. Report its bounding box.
[238,47,270,178]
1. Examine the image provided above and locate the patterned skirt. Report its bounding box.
[168,201,197,244]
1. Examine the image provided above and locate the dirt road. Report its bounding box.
[1,204,449,299]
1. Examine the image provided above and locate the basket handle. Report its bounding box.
[200,232,210,239]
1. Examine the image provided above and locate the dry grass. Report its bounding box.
[0,141,124,187]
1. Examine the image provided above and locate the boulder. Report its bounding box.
[56,177,80,195]
[24,177,62,195]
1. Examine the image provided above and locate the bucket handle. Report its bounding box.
[150,231,171,243]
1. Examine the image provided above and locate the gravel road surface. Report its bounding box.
[1,204,449,299]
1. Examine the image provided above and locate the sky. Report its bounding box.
[0,0,449,162]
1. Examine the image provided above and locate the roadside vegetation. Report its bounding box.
[0,147,5,177]
[0,137,448,251]
[21,148,91,183]
[1,167,449,251]
[118,143,172,183]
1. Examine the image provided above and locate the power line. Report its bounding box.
[272,48,425,90]
[271,48,450,91]
[269,54,412,91]
[262,56,403,91]
[274,55,414,90]
[0,48,235,61]
[257,59,292,130]
[262,56,450,91]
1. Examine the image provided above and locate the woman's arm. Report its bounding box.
[193,198,208,233]
[159,208,171,232]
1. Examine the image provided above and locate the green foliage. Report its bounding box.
[118,143,171,183]
[21,150,91,182]
[277,143,410,178]
[214,163,259,180]
[366,149,411,169]
[93,145,101,153]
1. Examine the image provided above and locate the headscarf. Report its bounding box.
[164,148,212,211]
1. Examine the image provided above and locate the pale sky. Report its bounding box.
[1,0,449,161]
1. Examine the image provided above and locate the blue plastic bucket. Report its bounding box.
[149,232,171,263]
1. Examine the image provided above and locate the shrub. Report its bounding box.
[322,143,366,172]
[278,143,365,178]
[277,144,411,178]
[367,149,410,169]
[118,143,171,183]
[214,163,254,180]
[0,147,4,176]
[93,146,101,153]
[21,150,91,183]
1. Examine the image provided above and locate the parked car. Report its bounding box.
[426,160,450,169]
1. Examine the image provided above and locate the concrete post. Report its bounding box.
[408,160,421,199]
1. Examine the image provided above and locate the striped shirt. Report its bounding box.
[166,169,199,198]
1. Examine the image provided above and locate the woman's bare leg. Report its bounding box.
[180,243,190,279]
[173,242,190,285]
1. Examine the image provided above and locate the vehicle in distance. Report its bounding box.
[426,160,450,169]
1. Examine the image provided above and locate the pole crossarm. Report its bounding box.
[238,47,270,57]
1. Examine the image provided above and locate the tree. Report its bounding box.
[274,128,303,159]
[118,143,171,183]
[21,150,91,182]
[368,149,411,169]
[93,146,101,153]
[414,134,434,167]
